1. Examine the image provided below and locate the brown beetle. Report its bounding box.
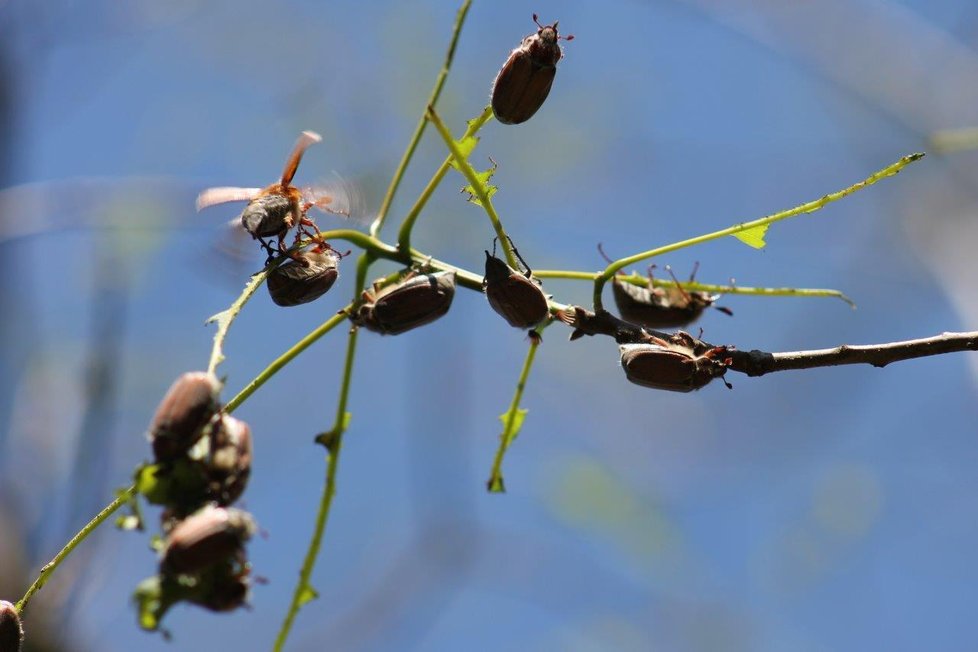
[491,14,574,125]
[612,263,732,329]
[189,561,250,613]
[160,505,256,575]
[204,415,253,506]
[148,372,222,463]
[0,601,23,652]
[356,270,457,335]
[619,337,732,393]
[266,242,340,306]
[483,245,549,329]
[196,131,352,260]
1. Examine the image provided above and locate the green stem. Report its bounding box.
[206,269,270,375]
[370,0,473,238]
[407,248,485,291]
[534,270,856,307]
[17,484,137,613]
[224,310,350,413]
[396,106,494,253]
[273,307,362,652]
[425,105,520,271]
[205,228,394,382]
[487,322,549,493]
[592,153,925,310]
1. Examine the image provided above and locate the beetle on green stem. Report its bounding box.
[355,270,457,335]
[483,238,549,329]
[266,242,342,307]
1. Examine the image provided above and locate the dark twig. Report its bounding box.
[727,331,978,376]
[557,306,978,377]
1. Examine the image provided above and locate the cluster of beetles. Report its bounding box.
[131,371,255,630]
[0,13,747,649]
[152,10,737,634]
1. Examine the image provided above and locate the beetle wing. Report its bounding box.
[301,175,369,225]
[196,187,262,211]
[280,130,322,186]
[491,52,556,125]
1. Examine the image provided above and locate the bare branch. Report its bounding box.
[727,331,978,376]
[557,305,978,378]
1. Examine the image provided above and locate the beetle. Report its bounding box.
[611,262,732,329]
[148,372,222,463]
[266,242,340,307]
[491,14,573,125]
[0,601,23,652]
[204,415,252,506]
[189,561,251,613]
[483,242,549,329]
[355,270,457,335]
[160,505,256,575]
[619,337,732,392]
[196,131,353,261]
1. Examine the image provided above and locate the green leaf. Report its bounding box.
[732,224,769,249]
[499,408,529,440]
[448,135,479,172]
[463,161,499,207]
[297,584,319,607]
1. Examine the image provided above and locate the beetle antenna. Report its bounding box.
[533,13,542,29]
[596,242,615,265]
[689,261,700,283]
[665,265,693,302]
[507,236,533,277]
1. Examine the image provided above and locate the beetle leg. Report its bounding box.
[665,265,693,303]
[256,236,278,260]
[298,215,323,240]
[506,236,533,278]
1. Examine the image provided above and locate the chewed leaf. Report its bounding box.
[499,408,529,440]
[448,135,480,172]
[463,161,499,206]
[732,224,769,249]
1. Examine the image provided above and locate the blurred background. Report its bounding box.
[1,0,977,650]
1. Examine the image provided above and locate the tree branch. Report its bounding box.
[556,306,978,378]
[727,331,978,376]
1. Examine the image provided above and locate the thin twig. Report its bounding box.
[592,153,925,310]
[727,331,978,376]
[370,0,473,238]
[487,323,549,493]
[425,105,520,271]
[396,106,494,253]
[17,485,137,613]
[557,306,978,379]
[272,325,360,652]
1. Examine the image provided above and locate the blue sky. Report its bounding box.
[2,1,978,650]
